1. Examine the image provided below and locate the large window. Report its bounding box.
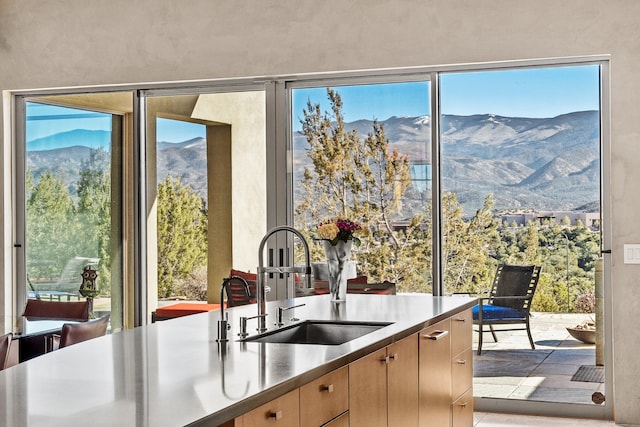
[291,81,433,292]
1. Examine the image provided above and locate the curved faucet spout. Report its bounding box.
[256,226,312,332]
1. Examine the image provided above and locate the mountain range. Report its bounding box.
[294,110,599,216]
[26,111,600,216]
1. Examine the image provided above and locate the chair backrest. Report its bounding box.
[223,276,252,307]
[489,264,542,312]
[23,299,90,321]
[59,314,110,348]
[0,333,18,370]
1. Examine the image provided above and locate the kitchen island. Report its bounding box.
[0,294,476,427]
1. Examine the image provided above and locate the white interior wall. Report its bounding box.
[1,0,639,424]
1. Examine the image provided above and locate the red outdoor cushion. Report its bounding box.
[155,303,222,319]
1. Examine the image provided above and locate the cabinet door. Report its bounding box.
[241,389,300,427]
[451,347,473,400]
[300,366,348,426]
[349,347,387,427]
[387,334,419,427]
[450,308,472,358]
[419,319,452,427]
[323,411,349,427]
[451,388,473,427]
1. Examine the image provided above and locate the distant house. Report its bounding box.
[500,211,600,230]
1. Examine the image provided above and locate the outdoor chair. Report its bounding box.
[51,314,110,350]
[473,264,542,355]
[0,333,18,370]
[22,299,90,322]
[223,276,253,307]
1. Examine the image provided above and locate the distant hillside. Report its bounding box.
[28,129,110,151]
[25,111,600,216]
[157,138,208,203]
[294,111,600,216]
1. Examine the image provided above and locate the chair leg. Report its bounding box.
[477,324,483,355]
[489,325,498,342]
[526,318,535,350]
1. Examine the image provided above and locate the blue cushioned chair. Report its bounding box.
[472,264,542,355]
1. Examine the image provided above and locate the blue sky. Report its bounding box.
[292,65,600,130]
[26,64,600,143]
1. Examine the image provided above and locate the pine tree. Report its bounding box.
[76,148,112,294]
[26,171,76,280]
[157,176,208,298]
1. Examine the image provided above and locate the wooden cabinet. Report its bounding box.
[450,308,473,424]
[300,366,349,426]
[350,334,419,427]
[240,389,300,427]
[232,307,472,427]
[452,388,473,427]
[323,411,349,427]
[419,318,452,427]
[418,308,473,427]
[387,334,419,426]
[349,347,387,427]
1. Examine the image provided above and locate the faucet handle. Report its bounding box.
[276,303,306,326]
[238,313,267,338]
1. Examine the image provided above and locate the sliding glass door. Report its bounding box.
[141,88,267,318]
[21,97,125,330]
[439,65,608,414]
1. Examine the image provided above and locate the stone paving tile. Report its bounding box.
[530,362,577,376]
[473,312,604,406]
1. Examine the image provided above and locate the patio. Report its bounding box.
[473,312,604,405]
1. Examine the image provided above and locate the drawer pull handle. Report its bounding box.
[455,317,466,322]
[456,359,467,365]
[388,353,398,361]
[270,410,283,420]
[458,402,468,408]
[424,330,449,340]
[322,384,334,393]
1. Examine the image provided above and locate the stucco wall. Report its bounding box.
[1,0,639,424]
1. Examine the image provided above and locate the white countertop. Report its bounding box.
[0,294,476,427]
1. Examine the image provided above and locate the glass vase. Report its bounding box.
[323,239,353,302]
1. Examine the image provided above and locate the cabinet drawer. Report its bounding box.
[451,388,473,427]
[242,389,300,427]
[451,347,473,399]
[450,308,472,358]
[300,366,348,426]
[323,411,349,427]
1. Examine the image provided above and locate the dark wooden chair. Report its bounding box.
[0,333,18,370]
[223,276,253,307]
[22,299,90,322]
[52,314,110,350]
[473,264,542,355]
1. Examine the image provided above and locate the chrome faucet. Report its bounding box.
[217,279,234,342]
[257,226,312,332]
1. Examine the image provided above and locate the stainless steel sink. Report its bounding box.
[241,320,393,345]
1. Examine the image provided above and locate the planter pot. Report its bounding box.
[566,327,596,344]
